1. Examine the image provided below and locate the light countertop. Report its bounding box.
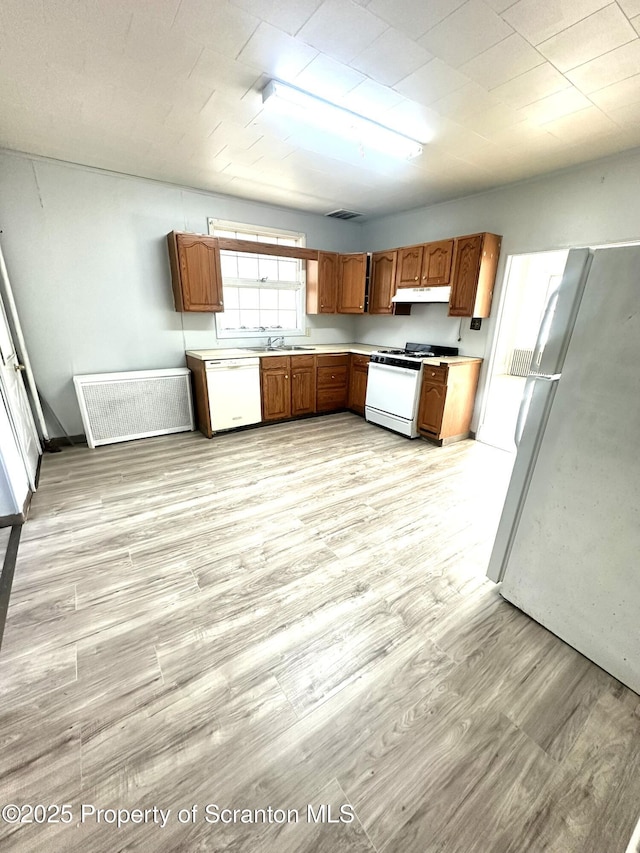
[186,344,481,366]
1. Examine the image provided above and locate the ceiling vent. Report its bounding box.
[325,209,363,220]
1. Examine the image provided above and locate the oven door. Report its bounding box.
[365,362,421,419]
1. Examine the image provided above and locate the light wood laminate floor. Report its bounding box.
[1,413,639,852]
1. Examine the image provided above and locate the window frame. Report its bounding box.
[208,218,307,340]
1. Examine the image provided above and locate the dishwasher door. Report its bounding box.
[205,358,262,431]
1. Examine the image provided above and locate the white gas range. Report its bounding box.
[365,342,459,438]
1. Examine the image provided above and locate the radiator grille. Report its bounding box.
[74,369,194,448]
[508,348,534,377]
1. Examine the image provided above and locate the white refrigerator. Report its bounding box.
[487,246,640,694]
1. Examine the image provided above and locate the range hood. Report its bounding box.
[391,286,451,304]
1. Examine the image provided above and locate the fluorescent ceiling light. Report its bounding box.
[262,79,423,160]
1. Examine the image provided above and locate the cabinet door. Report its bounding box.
[261,369,291,421]
[338,253,367,313]
[396,245,424,288]
[418,382,446,435]
[422,240,454,286]
[318,251,339,313]
[348,360,369,415]
[175,234,223,312]
[368,251,397,314]
[291,367,316,416]
[448,234,483,317]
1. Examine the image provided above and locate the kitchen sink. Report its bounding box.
[244,345,315,352]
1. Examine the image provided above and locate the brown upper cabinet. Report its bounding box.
[338,253,367,313]
[167,231,223,312]
[368,250,398,315]
[448,233,501,318]
[306,251,338,314]
[395,239,454,289]
[423,240,454,285]
[395,244,424,288]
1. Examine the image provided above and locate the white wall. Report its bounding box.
[0,150,362,435]
[3,144,640,437]
[357,146,640,428]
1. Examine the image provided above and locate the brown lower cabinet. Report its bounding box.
[348,355,370,415]
[261,355,317,421]
[316,354,350,412]
[418,360,482,445]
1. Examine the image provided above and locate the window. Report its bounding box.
[208,219,306,338]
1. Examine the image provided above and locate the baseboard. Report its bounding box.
[0,525,22,652]
[47,434,86,449]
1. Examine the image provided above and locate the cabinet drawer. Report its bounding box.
[316,354,349,368]
[422,365,447,384]
[290,355,315,368]
[351,354,370,369]
[317,388,348,411]
[317,365,348,388]
[260,356,290,370]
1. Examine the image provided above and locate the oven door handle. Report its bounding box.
[369,362,419,376]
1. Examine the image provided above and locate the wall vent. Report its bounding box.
[508,348,534,377]
[325,209,363,220]
[73,369,194,449]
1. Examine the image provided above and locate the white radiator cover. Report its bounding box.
[508,348,534,377]
[73,369,194,448]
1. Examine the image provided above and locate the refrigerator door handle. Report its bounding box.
[514,374,561,446]
[514,377,534,447]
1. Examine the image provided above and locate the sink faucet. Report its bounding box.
[267,335,285,348]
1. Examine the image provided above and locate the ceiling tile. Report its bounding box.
[349,27,433,86]
[124,13,202,79]
[227,0,322,36]
[381,98,447,142]
[172,0,260,57]
[501,0,610,46]
[566,39,640,93]
[296,0,387,63]
[189,49,261,94]
[432,120,495,156]
[236,21,318,78]
[459,33,544,90]
[490,62,571,107]
[366,0,466,39]
[339,78,405,115]
[618,0,640,15]
[293,54,366,101]
[537,5,637,72]
[429,81,504,121]
[461,102,529,135]
[589,73,640,110]
[540,105,621,142]
[418,0,514,68]
[604,99,640,126]
[482,0,518,10]
[393,59,470,106]
[520,87,593,124]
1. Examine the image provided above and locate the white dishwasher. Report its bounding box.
[205,358,262,432]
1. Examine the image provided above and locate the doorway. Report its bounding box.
[478,250,569,452]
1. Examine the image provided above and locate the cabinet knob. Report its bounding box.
[414,276,418,281]
[320,303,324,308]
[331,375,335,379]
[431,371,436,376]
[285,375,289,379]
[359,304,363,308]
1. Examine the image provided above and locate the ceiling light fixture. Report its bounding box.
[261,79,424,160]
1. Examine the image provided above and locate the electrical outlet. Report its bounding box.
[470,318,482,331]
